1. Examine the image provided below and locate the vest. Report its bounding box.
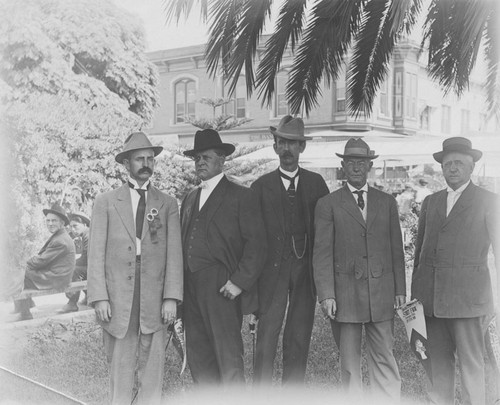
[281,182,307,258]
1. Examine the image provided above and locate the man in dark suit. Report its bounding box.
[251,115,329,385]
[313,138,405,401]
[181,129,266,386]
[12,203,76,321]
[412,137,499,404]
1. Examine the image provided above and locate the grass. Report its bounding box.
[0,307,498,404]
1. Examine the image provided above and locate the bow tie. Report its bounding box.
[199,182,208,190]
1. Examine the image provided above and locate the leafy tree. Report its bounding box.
[165,0,498,119]
[186,97,253,130]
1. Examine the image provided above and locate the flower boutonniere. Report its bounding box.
[147,208,162,244]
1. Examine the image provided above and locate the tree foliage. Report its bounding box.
[165,0,498,119]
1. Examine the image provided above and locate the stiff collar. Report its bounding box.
[347,182,368,194]
[279,166,299,178]
[128,178,150,190]
[446,180,470,194]
[200,172,224,191]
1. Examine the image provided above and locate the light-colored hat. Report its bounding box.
[336,138,378,160]
[115,132,163,163]
[433,136,482,163]
[270,115,312,141]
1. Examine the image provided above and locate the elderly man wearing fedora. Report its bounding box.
[12,203,76,321]
[59,212,91,313]
[250,115,328,385]
[180,129,266,385]
[313,138,405,401]
[412,136,499,404]
[87,131,183,404]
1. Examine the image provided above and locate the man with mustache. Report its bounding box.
[180,129,266,385]
[251,116,329,385]
[88,132,183,404]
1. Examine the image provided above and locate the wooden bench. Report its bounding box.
[15,280,87,300]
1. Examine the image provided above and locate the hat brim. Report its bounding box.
[115,146,163,163]
[270,126,312,141]
[183,143,236,157]
[335,153,378,160]
[43,209,70,226]
[433,149,482,163]
[69,213,90,227]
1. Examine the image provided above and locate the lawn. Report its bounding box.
[0,308,498,404]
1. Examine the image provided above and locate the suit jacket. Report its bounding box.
[251,168,329,314]
[180,176,266,315]
[411,182,499,318]
[26,228,76,290]
[313,185,405,323]
[87,184,183,339]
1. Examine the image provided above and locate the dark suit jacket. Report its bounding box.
[26,228,76,290]
[313,185,406,323]
[251,168,329,314]
[180,175,267,314]
[412,182,499,318]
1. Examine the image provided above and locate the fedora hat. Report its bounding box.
[43,203,70,226]
[69,212,90,227]
[433,136,482,163]
[115,132,163,163]
[270,115,312,141]
[336,138,378,160]
[183,129,235,157]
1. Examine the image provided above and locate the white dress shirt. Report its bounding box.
[279,167,300,190]
[128,177,150,255]
[446,180,470,216]
[347,182,368,221]
[199,172,224,210]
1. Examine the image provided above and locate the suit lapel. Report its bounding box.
[340,185,366,228]
[113,184,136,242]
[205,175,229,225]
[366,187,379,230]
[181,188,199,242]
[142,186,165,240]
[444,183,475,226]
[297,169,312,234]
[263,169,286,234]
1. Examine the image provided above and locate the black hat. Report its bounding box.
[43,203,70,226]
[433,137,482,163]
[270,115,312,141]
[69,212,90,227]
[183,129,235,157]
[336,138,378,160]
[115,132,163,163]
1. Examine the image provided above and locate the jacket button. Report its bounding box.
[127,275,133,280]
[128,246,132,251]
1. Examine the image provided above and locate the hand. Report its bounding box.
[95,300,111,322]
[162,299,177,325]
[395,295,406,309]
[219,280,242,300]
[321,298,337,320]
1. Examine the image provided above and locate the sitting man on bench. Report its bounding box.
[12,203,76,321]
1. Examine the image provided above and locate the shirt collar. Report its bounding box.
[279,166,299,178]
[200,172,224,191]
[128,178,150,190]
[347,182,368,194]
[447,180,470,194]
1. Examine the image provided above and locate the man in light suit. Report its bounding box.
[181,129,266,386]
[251,116,329,385]
[313,138,405,401]
[88,132,183,405]
[12,203,76,321]
[412,137,499,404]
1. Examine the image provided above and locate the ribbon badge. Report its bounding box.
[147,208,162,243]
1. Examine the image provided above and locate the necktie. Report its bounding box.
[353,190,365,210]
[280,171,299,202]
[129,182,146,239]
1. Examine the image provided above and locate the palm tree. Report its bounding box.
[165,0,498,119]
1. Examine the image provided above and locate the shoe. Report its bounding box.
[8,312,33,322]
[58,303,79,314]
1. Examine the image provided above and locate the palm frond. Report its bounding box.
[163,0,208,24]
[255,0,307,107]
[287,0,364,116]
[484,8,499,121]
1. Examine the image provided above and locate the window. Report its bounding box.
[460,109,470,134]
[224,77,246,118]
[404,73,417,118]
[379,78,389,116]
[441,105,451,133]
[420,106,430,130]
[336,70,346,113]
[275,72,289,117]
[174,79,196,124]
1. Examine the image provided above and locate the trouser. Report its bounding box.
[65,265,87,304]
[184,264,245,386]
[332,319,401,402]
[103,259,166,405]
[13,277,38,314]
[253,254,314,385]
[425,315,487,405]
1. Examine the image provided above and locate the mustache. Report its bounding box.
[138,167,153,175]
[280,152,294,158]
